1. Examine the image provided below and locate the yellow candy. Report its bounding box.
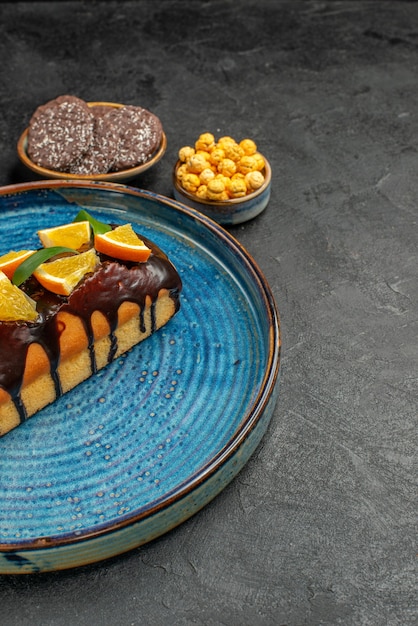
[177,133,265,202]
[217,136,235,148]
[181,173,201,193]
[245,170,265,191]
[199,167,216,185]
[196,185,208,199]
[178,146,195,162]
[238,155,259,175]
[215,173,231,187]
[217,158,236,177]
[206,178,229,201]
[227,177,247,198]
[195,150,212,160]
[176,163,189,180]
[187,153,210,174]
[223,142,244,162]
[208,147,225,167]
[239,138,257,156]
[195,132,215,152]
[207,190,229,201]
[253,152,265,171]
[208,178,226,193]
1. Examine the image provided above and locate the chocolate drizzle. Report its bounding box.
[0,238,182,423]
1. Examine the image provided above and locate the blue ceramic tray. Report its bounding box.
[0,181,281,573]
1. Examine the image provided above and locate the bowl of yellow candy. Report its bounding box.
[173,133,271,225]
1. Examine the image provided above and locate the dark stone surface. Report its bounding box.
[0,1,416,624]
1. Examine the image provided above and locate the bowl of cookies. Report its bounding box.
[17,95,167,182]
[173,132,271,225]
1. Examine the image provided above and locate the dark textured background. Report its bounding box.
[0,2,416,625]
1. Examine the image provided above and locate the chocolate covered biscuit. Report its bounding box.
[27,95,94,171]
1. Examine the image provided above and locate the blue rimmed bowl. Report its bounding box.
[173,156,271,225]
[0,180,280,573]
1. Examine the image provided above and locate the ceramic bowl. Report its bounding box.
[173,155,271,225]
[17,101,167,182]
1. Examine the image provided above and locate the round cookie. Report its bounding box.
[69,106,121,175]
[27,95,94,171]
[108,105,163,171]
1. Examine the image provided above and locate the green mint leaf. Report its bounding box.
[73,209,111,235]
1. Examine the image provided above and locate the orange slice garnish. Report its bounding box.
[33,248,99,296]
[94,224,151,262]
[0,250,35,280]
[37,220,92,251]
[0,271,38,322]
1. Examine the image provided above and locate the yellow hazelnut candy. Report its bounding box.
[187,153,210,174]
[217,136,235,148]
[208,147,225,167]
[178,146,195,162]
[231,172,245,181]
[195,150,212,159]
[239,138,257,156]
[217,158,236,177]
[253,152,266,171]
[215,173,231,187]
[207,190,229,201]
[208,178,226,193]
[196,185,208,199]
[227,177,247,198]
[176,163,189,181]
[206,178,229,200]
[181,172,201,193]
[195,132,215,152]
[199,167,216,185]
[238,155,259,175]
[223,142,244,162]
[245,170,265,191]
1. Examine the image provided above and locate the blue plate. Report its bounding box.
[0,181,281,573]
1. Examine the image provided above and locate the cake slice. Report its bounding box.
[0,215,182,436]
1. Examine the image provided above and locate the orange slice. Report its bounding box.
[37,220,92,250]
[0,271,38,322]
[0,250,35,280]
[33,248,99,296]
[94,224,151,262]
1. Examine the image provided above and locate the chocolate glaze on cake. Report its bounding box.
[0,237,182,424]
